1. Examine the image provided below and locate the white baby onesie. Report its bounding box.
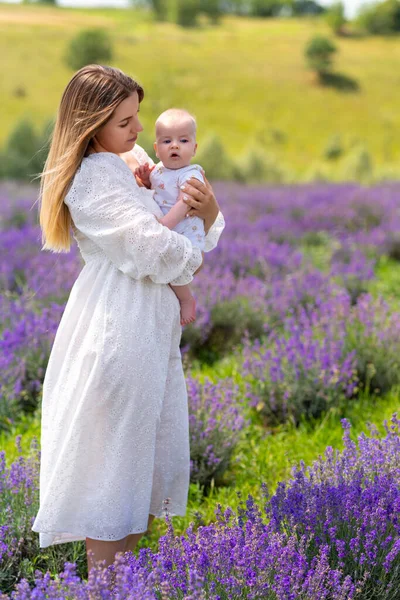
[150,163,206,251]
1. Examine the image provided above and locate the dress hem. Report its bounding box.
[32,505,188,548]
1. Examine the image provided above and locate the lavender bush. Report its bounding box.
[0,374,247,592]
[0,294,64,431]
[187,377,248,490]
[3,181,400,427]
[3,414,399,598]
[242,289,400,426]
[242,293,358,425]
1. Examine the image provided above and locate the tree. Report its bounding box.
[250,0,282,17]
[357,0,400,34]
[149,0,168,21]
[200,0,223,23]
[291,0,325,16]
[325,1,346,34]
[168,0,200,26]
[304,35,337,79]
[64,29,113,71]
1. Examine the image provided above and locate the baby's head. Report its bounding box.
[154,108,197,170]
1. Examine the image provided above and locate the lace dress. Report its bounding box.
[31,146,225,548]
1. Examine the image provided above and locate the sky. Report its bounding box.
[2,0,375,20]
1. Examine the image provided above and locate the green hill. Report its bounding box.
[1,3,400,177]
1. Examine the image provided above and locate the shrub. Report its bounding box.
[325,1,346,34]
[168,0,200,26]
[237,145,288,184]
[242,300,358,425]
[304,35,337,76]
[323,133,344,160]
[330,245,375,304]
[0,119,50,181]
[250,0,282,16]
[187,377,247,490]
[150,0,168,20]
[200,0,222,22]
[8,414,399,598]
[64,29,113,71]
[344,293,400,395]
[341,144,373,183]
[182,296,266,364]
[195,133,239,181]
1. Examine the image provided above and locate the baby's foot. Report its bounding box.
[180,297,196,326]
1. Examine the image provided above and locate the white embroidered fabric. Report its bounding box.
[31,146,225,548]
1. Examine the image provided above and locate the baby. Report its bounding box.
[134,108,206,326]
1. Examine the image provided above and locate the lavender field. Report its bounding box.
[1,180,400,598]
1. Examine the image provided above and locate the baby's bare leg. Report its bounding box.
[170,283,196,325]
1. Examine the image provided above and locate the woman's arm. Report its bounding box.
[65,154,202,286]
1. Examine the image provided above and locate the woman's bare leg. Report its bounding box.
[124,514,156,553]
[85,536,127,572]
[85,514,156,575]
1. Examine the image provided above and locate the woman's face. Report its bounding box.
[93,91,143,154]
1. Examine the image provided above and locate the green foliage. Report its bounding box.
[0,118,51,181]
[200,0,223,22]
[341,144,373,183]
[325,1,346,34]
[357,0,400,35]
[149,0,168,21]
[304,35,337,75]
[245,344,352,427]
[64,29,113,71]
[182,297,266,364]
[195,133,239,181]
[238,145,288,183]
[323,133,344,160]
[168,0,200,26]
[291,0,326,16]
[344,308,400,397]
[250,0,283,17]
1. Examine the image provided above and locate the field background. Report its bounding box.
[2,2,400,595]
[2,2,400,177]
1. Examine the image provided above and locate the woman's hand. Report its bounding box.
[180,172,220,234]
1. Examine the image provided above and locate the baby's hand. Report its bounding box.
[134,163,155,189]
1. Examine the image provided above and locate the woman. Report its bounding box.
[31,64,225,575]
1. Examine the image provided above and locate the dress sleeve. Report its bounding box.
[65,153,202,285]
[132,144,155,168]
[204,210,225,252]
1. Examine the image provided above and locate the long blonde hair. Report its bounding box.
[39,64,144,253]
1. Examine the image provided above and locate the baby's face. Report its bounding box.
[154,118,197,170]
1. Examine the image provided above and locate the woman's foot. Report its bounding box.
[180,296,196,325]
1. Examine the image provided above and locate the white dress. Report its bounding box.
[31,146,225,548]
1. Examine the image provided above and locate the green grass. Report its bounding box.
[2,3,400,175]
[369,255,400,310]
